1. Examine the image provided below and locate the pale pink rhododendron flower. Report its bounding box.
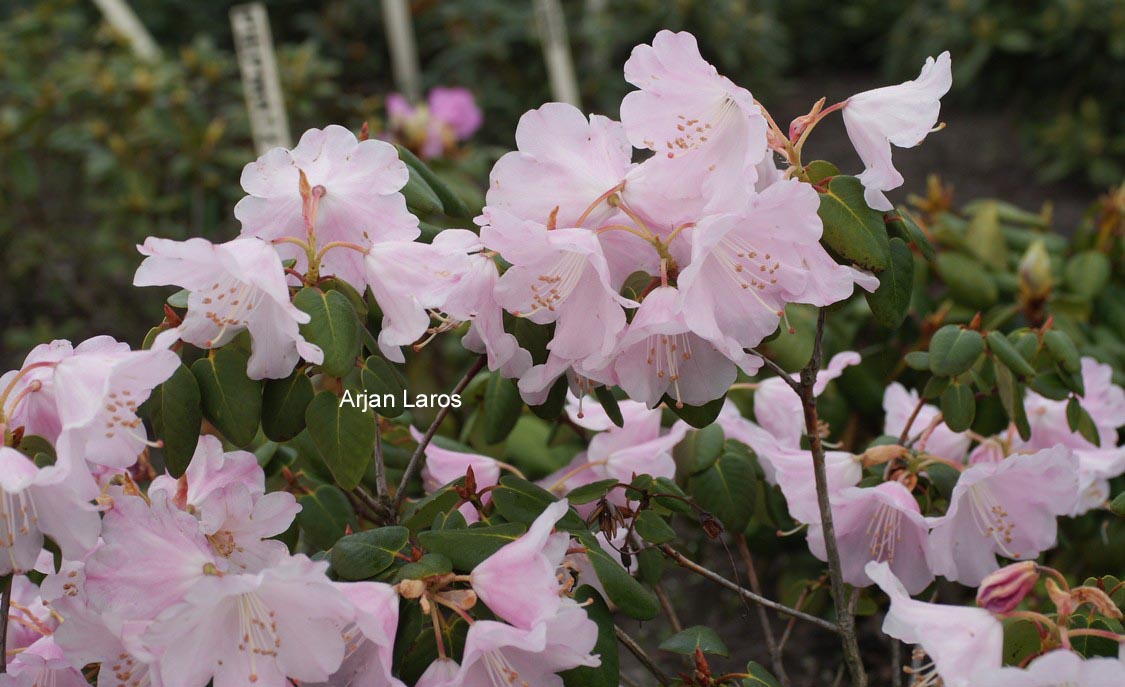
[0,340,80,444]
[471,500,571,630]
[305,582,404,687]
[620,30,768,209]
[1017,357,1125,514]
[133,236,323,380]
[1,636,88,687]
[386,87,482,159]
[143,555,352,687]
[926,445,1078,586]
[235,125,418,288]
[809,481,932,594]
[3,574,57,655]
[195,484,300,573]
[883,382,971,463]
[841,52,952,211]
[975,649,1125,686]
[148,434,265,510]
[0,447,100,575]
[412,425,501,524]
[612,286,757,408]
[866,561,1002,687]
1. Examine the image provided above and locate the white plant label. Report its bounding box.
[91,0,160,62]
[230,2,291,154]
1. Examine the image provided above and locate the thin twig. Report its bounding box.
[737,534,790,687]
[0,573,12,675]
[891,637,903,687]
[897,396,927,444]
[653,583,683,634]
[797,308,867,686]
[660,545,840,634]
[351,485,393,523]
[393,355,486,511]
[615,624,671,686]
[748,348,801,393]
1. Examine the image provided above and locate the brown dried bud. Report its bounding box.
[862,444,909,467]
[700,512,725,540]
[1045,578,1074,617]
[396,579,426,599]
[976,561,1039,614]
[1070,586,1123,620]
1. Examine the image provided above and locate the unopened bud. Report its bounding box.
[1018,240,1053,302]
[976,561,1039,614]
[861,444,909,467]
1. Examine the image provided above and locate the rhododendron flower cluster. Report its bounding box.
[4,25,1124,687]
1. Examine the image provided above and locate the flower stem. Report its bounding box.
[797,308,867,686]
[393,355,487,512]
[615,624,671,687]
[737,534,791,687]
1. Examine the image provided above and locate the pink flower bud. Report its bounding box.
[976,561,1039,613]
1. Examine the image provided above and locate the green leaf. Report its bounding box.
[803,160,839,184]
[688,440,758,533]
[964,201,1008,270]
[482,372,522,444]
[145,363,201,477]
[261,370,313,442]
[578,532,659,620]
[1065,251,1111,300]
[191,348,263,447]
[394,553,454,582]
[403,480,465,531]
[936,252,998,309]
[293,288,360,377]
[1002,618,1042,667]
[417,523,527,570]
[940,383,976,432]
[528,376,568,420]
[166,288,190,308]
[985,331,1036,378]
[663,393,725,429]
[894,209,936,262]
[865,237,914,328]
[816,175,891,271]
[1030,371,1071,400]
[674,424,726,475]
[594,386,624,427]
[1043,330,1081,373]
[995,363,1031,441]
[566,479,621,505]
[561,586,618,687]
[394,144,471,217]
[928,325,985,377]
[297,485,357,552]
[1110,492,1125,517]
[399,166,443,215]
[306,390,376,490]
[921,375,950,400]
[904,351,930,370]
[360,355,407,418]
[330,526,409,580]
[659,625,729,657]
[741,661,784,687]
[634,510,676,544]
[490,476,588,533]
[1066,397,1100,446]
[14,435,55,463]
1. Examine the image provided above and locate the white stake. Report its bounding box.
[381,0,422,103]
[230,3,292,154]
[534,0,581,108]
[90,0,160,62]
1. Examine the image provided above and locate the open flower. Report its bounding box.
[926,445,1078,586]
[866,561,1002,687]
[471,500,571,630]
[883,382,970,464]
[134,236,322,379]
[0,447,100,575]
[0,339,83,444]
[149,434,265,510]
[620,30,768,210]
[386,87,482,159]
[235,125,419,288]
[809,482,933,594]
[841,52,952,211]
[305,582,404,687]
[144,555,353,687]
[2,636,88,687]
[974,649,1125,685]
[196,484,300,573]
[413,425,501,524]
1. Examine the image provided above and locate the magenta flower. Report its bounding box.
[144,555,352,687]
[620,30,768,209]
[236,125,419,288]
[471,500,571,630]
[866,561,1002,687]
[842,52,952,211]
[809,481,933,594]
[926,445,1078,586]
[883,382,970,463]
[413,425,501,524]
[134,236,323,379]
[387,87,482,159]
[612,286,757,408]
[304,582,404,687]
[0,447,100,575]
